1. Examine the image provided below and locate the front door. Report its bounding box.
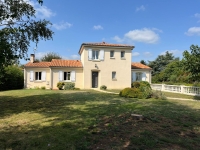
[92,72,98,88]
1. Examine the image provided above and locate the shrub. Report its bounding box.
[64,82,75,90]
[34,86,40,89]
[0,65,24,91]
[139,81,152,98]
[100,85,107,90]
[74,88,80,90]
[119,88,132,97]
[41,86,46,90]
[128,88,140,98]
[131,81,140,88]
[57,82,65,90]
[151,90,167,100]
[139,81,151,89]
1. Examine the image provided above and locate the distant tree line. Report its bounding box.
[142,44,200,85]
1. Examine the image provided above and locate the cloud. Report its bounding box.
[136,5,145,12]
[185,27,200,36]
[93,25,103,30]
[35,52,48,59]
[194,13,200,18]
[25,0,55,18]
[70,55,80,60]
[53,22,72,30]
[132,52,140,56]
[161,50,183,56]
[144,52,152,57]
[112,36,124,43]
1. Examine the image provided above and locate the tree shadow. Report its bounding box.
[1,90,200,149]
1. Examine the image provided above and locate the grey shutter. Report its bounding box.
[142,72,146,81]
[59,71,63,81]
[30,71,34,82]
[99,49,104,61]
[88,49,92,60]
[71,71,76,82]
[132,72,136,82]
[42,71,46,81]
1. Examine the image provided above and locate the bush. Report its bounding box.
[120,81,152,99]
[34,86,40,89]
[57,82,65,90]
[74,88,80,90]
[100,85,107,90]
[131,81,140,88]
[64,82,75,90]
[0,65,24,91]
[41,86,46,90]
[151,90,167,100]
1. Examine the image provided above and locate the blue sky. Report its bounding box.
[22,0,200,64]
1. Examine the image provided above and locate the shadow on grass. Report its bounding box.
[0,90,200,149]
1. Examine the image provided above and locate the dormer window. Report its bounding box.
[92,50,99,60]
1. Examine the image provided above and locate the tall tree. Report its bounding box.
[40,52,62,62]
[0,0,53,68]
[148,51,175,76]
[183,44,200,82]
[140,60,147,65]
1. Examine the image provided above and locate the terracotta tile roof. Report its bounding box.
[131,63,151,69]
[25,62,51,67]
[25,59,83,68]
[79,42,134,54]
[50,59,83,67]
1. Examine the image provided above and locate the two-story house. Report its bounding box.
[24,42,151,89]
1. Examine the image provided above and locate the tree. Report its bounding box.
[183,45,200,82]
[148,51,175,76]
[0,0,53,68]
[0,65,24,91]
[40,52,62,62]
[140,60,147,65]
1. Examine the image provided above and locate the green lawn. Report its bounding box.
[1,90,200,149]
[161,91,200,100]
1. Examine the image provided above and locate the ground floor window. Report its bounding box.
[112,71,116,79]
[35,72,42,80]
[136,72,142,81]
[64,72,71,80]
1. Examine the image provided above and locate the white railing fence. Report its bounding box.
[151,84,200,96]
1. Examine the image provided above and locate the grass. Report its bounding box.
[1,89,200,149]
[105,89,122,93]
[160,91,200,100]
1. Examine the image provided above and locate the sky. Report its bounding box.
[21,0,200,64]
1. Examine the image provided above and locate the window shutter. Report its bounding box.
[132,72,136,82]
[30,71,33,82]
[59,71,63,81]
[42,71,46,81]
[100,50,104,61]
[71,71,76,82]
[88,49,92,60]
[142,72,146,81]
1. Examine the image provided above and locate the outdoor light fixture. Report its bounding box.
[95,64,97,68]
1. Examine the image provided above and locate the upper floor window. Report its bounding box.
[110,50,114,58]
[121,51,125,58]
[92,50,99,60]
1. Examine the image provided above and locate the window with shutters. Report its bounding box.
[92,50,99,60]
[35,72,42,80]
[136,72,142,81]
[64,72,71,81]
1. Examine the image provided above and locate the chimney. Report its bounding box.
[30,54,35,63]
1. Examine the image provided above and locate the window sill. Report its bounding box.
[112,78,117,81]
[63,80,71,82]
[34,80,44,83]
[121,57,126,60]
[110,57,115,59]
[92,60,101,62]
